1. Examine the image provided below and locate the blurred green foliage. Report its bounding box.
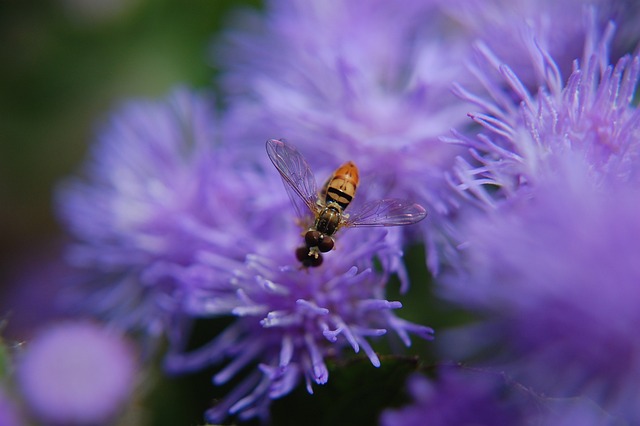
[0,328,11,381]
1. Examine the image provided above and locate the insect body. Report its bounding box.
[266,138,427,267]
[315,161,358,235]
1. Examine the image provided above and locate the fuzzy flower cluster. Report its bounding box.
[442,18,640,423]
[380,369,528,426]
[449,161,640,420]
[449,19,640,202]
[380,367,621,426]
[443,0,640,88]
[55,86,434,422]
[216,0,479,274]
[56,88,235,338]
[166,227,433,423]
[214,0,640,277]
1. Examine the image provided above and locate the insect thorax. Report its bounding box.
[315,204,342,236]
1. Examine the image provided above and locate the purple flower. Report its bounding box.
[165,223,434,423]
[56,87,225,337]
[16,321,137,425]
[444,159,640,421]
[380,367,622,426]
[55,76,434,423]
[449,19,640,207]
[442,19,640,423]
[443,1,638,87]
[133,133,434,421]
[381,368,534,426]
[216,0,478,274]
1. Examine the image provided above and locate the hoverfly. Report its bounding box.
[266,138,427,267]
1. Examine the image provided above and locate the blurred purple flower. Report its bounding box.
[165,225,434,423]
[16,321,137,425]
[215,0,477,274]
[444,159,640,422]
[380,369,527,426]
[56,88,227,337]
[444,1,640,87]
[380,367,622,426]
[442,19,640,423]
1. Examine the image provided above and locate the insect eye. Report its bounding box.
[318,235,334,253]
[304,230,321,248]
[296,246,309,262]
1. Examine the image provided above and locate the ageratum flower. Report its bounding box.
[55,77,432,423]
[443,1,639,88]
[56,88,225,338]
[449,20,640,206]
[443,21,640,423]
[216,0,477,274]
[16,321,137,425]
[380,367,622,426]
[380,369,528,426]
[165,206,434,423]
[444,159,640,422]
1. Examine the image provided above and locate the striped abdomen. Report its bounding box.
[322,161,359,211]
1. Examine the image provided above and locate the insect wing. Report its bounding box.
[266,139,318,221]
[345,199,427,227]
